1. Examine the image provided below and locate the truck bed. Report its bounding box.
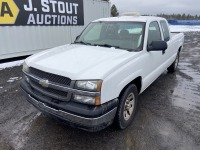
[171,32,183,38]
[170,32,184,44]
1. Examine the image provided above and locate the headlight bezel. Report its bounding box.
[75,80,102,92]
[74,80,102,105]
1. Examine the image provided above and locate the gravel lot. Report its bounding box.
[0,32,200,150]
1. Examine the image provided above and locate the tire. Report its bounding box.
[167,52,180,73]
[114,84,138,129]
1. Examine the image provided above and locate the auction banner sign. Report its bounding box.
[0,0,84,26]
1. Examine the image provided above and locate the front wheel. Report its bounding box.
[167,52,180,73]
[114,84,138,129]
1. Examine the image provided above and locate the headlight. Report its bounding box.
[73,94,100,105]
[22,62,29,72]
[75,80,102,92]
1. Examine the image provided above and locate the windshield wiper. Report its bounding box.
[74,42,138,52]
[95,44,120,49]
[73,41,92,45]
[96,44,138,52]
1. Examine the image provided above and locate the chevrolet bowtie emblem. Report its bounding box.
[39,79,49,88]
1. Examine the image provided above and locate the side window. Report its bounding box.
[148,21,162,45]
[160,21,170,41]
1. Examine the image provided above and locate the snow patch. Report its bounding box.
[10,77,19,80]
[7,77,21,83]
[170,25,200,32]
[0,60,24,70]
[7,80,15,83]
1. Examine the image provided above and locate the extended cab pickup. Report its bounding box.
[21,15,184,131]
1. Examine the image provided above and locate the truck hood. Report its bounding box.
[26,44,139,80]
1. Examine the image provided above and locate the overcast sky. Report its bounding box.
[110,0,200,15]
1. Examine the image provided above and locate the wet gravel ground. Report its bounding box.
[0,32,200,150]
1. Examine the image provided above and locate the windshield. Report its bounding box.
[75,22,145,51]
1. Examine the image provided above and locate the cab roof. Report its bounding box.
[93,16,165,23]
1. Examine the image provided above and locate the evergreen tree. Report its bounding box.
[144,13,200,20]
[111,4,119,17]
[177,14,181,20]
[182,14,186,20]
[186,14,190,20]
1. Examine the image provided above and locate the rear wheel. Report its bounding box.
[167,52,180,73]
[114,84,138,129]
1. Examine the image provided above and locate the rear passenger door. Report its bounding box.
[160,20,175,62]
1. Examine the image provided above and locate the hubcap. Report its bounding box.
[123,93,135,121]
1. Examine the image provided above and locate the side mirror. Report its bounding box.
[147,40,168,51]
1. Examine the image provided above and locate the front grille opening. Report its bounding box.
[29,67,71,86]
[30,80,69,101]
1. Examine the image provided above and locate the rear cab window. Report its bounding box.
[160,20,170,41]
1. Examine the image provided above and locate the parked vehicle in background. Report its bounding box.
[21,13,184,132]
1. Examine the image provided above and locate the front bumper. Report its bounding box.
[21,80,118,132]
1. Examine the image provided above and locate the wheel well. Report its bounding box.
[119,77,142,98]
[178,46,182,53]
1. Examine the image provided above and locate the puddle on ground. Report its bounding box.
[1,111,41,150]
[171,33,200,113]
[11,112,41,150]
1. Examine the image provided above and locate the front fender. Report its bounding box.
[101,69,142,104]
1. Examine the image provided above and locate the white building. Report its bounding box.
[0,0,110,60]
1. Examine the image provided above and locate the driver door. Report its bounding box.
[143,21,165,88]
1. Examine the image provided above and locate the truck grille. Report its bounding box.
[29,67,71,86]
[29,80,68,101]
[25,67,72,102]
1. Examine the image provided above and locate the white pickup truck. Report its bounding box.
[21,15,184,131]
